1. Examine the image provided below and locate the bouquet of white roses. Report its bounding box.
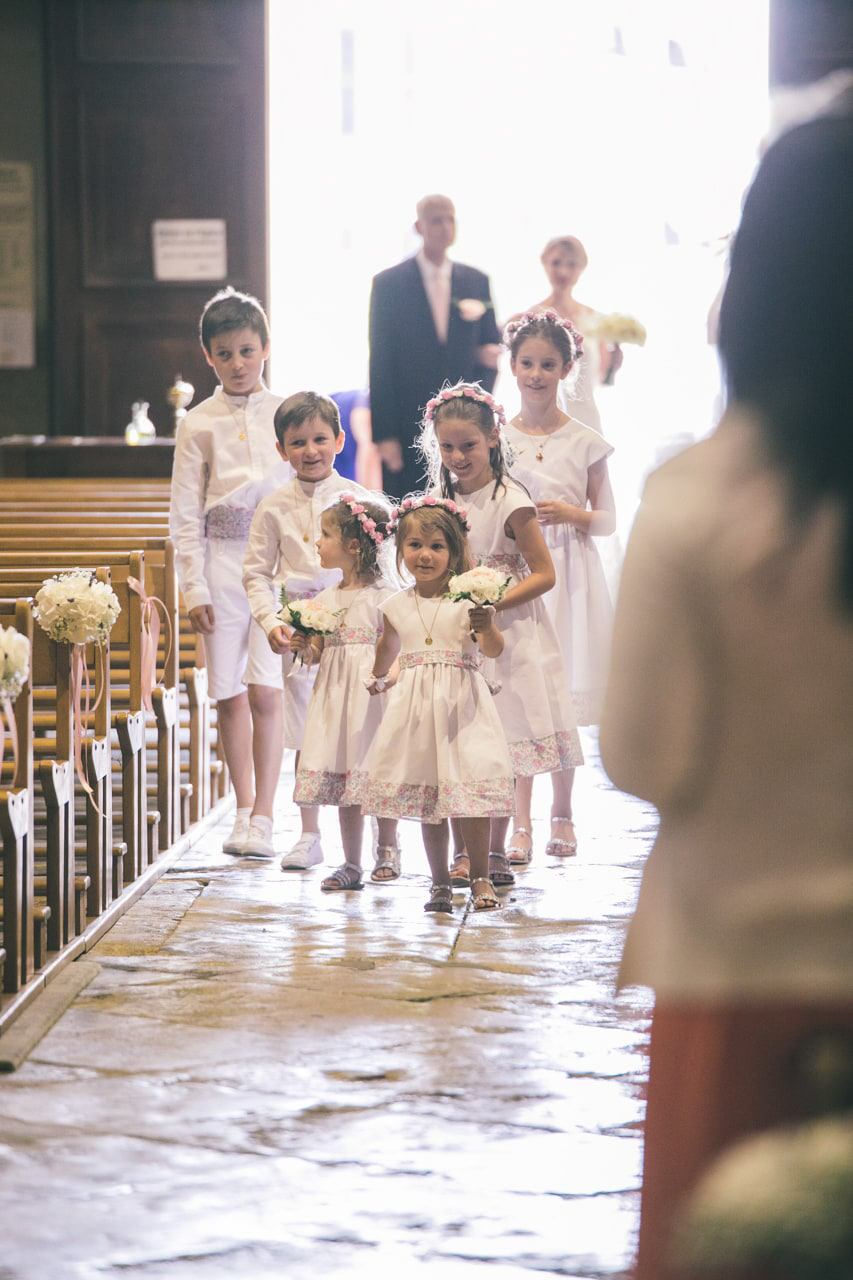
[0,625,30,701]
[279,592,344,673]
[278,593,344,637]
[445,566,511,607]
[583,311,647,347]
[34,570,121,646]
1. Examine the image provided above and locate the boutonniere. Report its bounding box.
[453,297,491,322]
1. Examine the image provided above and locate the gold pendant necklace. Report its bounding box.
[414,590,444,645]
[226,394,249,441]
[516,415,560,462]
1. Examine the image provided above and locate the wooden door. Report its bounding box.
[47,0,267,438]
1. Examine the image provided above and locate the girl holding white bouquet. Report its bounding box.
[503,310,617,862]
[418,383,583,886]
[354,496,514,914]
[287,494,401,891]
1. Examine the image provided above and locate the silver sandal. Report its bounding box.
[321,862,364,892]
[545,816,577,857]
[506,826,533,866]
[370,842,401,882]
[470,877,501,911]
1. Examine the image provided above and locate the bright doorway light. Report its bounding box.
[268,0,769,532]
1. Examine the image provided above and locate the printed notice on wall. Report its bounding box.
[152,219,227,281]
[0,162,36,368]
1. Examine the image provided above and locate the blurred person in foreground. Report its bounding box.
[599,110,853,1280]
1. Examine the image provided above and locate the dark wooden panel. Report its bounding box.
[0,436,176,478]
[83,306,215,438]
[79,72,253,286]
[76,0,241,65]
[47,0,267,438]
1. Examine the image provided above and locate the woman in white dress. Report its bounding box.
[522,234,622,433]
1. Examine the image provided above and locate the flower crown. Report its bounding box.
[387,494,471,537]
[422,383,507,429]
[335,493,386,546]
[502,309,584,362]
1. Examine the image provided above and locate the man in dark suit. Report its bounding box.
[368,194,501,498]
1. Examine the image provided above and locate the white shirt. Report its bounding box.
[416,249,452,344]
[242,472,373,636]
[169,384,291,612]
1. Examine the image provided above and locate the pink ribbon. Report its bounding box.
[0,693,18,779]
[128,577,172,712]
[70,642,107,815]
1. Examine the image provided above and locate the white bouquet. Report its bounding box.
[278,593,343,637]
[0,625,30,700]
[34,570,121,646]
[445,566,511,606]
[279,592,344,674]
[583,311,647,346]
[672,1113,853,1279]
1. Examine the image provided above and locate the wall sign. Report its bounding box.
[0,162,35,368]
[152,218,227,281]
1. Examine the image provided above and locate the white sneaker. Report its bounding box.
[280,832,323,870]
[223,808,252,854]
[242,815,275,857]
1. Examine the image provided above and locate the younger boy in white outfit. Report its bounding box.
[243,391,372,869]
[169,287,291,857]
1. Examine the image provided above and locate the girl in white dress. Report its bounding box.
[418,384,583,884]
[290,494,400,891]
[355,497,514,914]
[503,313,617,864]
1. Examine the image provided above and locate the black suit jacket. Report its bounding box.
[368,257,500,495]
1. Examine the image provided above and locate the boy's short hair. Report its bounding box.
[199,286,270,353]
[274,391,342,447]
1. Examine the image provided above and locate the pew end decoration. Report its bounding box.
[33,570,121,647]
[0,626,30,701]
[1,624,31,771]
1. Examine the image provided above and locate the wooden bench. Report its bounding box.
[0,593,77,970]
[0,530,221,830]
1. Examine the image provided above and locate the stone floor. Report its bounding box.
[0,731,656,1280]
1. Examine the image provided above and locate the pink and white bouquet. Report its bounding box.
[445,566,510,607]
[279,592,344,673]
[278,593,344,637]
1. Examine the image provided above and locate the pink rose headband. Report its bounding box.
[335,493,386,546]
[422,383,507,429]
[502,309,584,362]
[387,493,471,538]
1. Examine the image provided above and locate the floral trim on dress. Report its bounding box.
[350,771,514,821]
[398,649,481,674]
[479,552,527,578]
[204,505,255,540]
[324,626,382,648]
[294,768,352,806]
[508,729,584,776]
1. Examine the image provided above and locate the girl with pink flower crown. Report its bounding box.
[353,497,515,914]
[291,494,401,891]
[503,311,617,864]
[418,382,583,885]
